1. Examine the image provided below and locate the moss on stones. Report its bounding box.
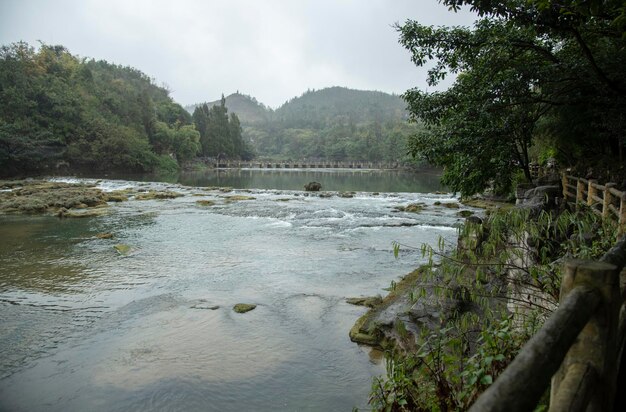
[0,180,108,215]
[233,303,256,313]
[134,191,183,200]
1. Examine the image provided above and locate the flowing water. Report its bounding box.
[0,169,467,411]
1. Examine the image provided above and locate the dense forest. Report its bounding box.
[0,42,201,176]
[189,87,420,164]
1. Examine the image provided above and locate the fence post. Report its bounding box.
[550,260,621,412]
[603,183,616,219]
[617,192,626,236]
[588,179,598,207]
[576,178,585,205]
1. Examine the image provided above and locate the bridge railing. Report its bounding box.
[212,160,398,169]
[469,236,626,412]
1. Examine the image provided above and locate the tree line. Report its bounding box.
[0,42,250,176]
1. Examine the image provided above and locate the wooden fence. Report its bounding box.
[469,229,626,411]
[562,173,626,236]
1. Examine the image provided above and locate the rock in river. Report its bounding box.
[304,182,322,191]
[233,303,257,313]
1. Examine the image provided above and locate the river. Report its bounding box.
[0,168,465,411]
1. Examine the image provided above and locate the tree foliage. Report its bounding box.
[398,0,626,195]
[0,42,199,176]
[191,96,252,160]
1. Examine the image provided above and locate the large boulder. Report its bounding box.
[516,185,561,207]
[304,181,322,191]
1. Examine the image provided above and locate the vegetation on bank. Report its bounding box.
[0,42,201,176]
[359,3,626,409]
[363,202,618,411]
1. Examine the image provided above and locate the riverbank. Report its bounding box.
[355,182,622,410]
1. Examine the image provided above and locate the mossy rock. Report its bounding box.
[106,192,129,202]
[63,207,109,218]
[457,210,474,218]
[349,313,381,346]
[134,191,183,200]
[346,296,383,308]
[233,303,256,313]
[196,200,216,206]
[461,198,514,212]
[96,232,114,239]
[0,180,108,215]
[440,202,460,209]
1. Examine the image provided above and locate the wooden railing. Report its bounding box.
[562,173,626,236]
[469,236,626,412]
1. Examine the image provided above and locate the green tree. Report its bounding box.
[0,41,195,176]
[173,125,200,162]
[397,0,626,195]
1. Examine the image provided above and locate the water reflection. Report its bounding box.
[0,217,91,294]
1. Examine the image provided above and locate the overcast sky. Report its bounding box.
[0,0,475,108]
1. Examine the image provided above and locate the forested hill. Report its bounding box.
[0,42,200,176]
[189,87,418,162]
[274,87,407,127]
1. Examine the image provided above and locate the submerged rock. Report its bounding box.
[189,299,220,310]
[196,200,216,206]
[96,233,114,239]
[114,244,132,255]
[223,195,256,202]
[233,303,257,313]
[63,207,109,218]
